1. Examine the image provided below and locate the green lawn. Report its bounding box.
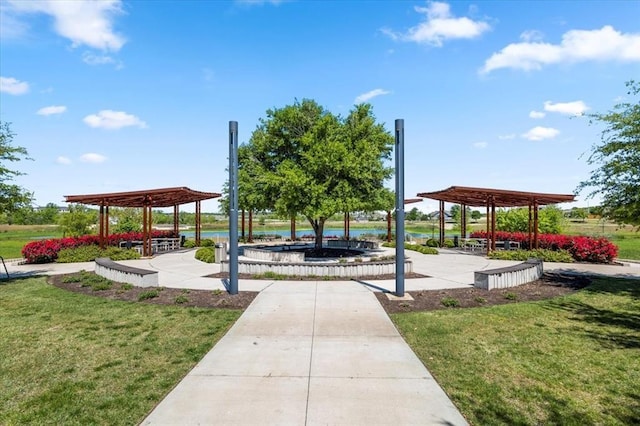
[391,277,640,425]
[0,277,241,425]
[0,225,63,259]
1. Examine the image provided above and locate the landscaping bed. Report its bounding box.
[376,273,591,314]
[49,273,258,309]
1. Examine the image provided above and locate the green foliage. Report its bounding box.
[230,100,394,249]
[382,241,438,255]
[255,271,287,280]
[121,283,134,290]
[112,208,141,233]
[474,296,487,304]
[56,246,140,263]
[182,239,196,248]
[504,292,517,300]
[0,121,33,217]
[488,249,574,263]
[200,239,214,247]
[440,297,460,307]
[63,270,113,290]
[425,238,439,247]
[212,289,224,296]
[58,204,97,237]
[443,239,455,248]
[194,247,215,263]
[578,80,640,227]
[138,289,160,301]
[496,205,565,234]
[175,294,189,304]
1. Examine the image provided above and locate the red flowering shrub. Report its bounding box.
[21,230,175,263]
[469,231,618,263]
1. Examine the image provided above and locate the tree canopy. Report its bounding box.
[237,99,394,248]
[577,80,640,227]
[0,121,33,215]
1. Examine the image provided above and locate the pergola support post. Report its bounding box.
[99,203,105,248]
[491,197,496,252]
[173,205,179,237]
[439,200,445,247]
[386,211,392,242]
[534,201,539,249]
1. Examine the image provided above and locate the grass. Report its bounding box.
[0,277,242,425]
[0,225,63,259]
[390,277,640,425]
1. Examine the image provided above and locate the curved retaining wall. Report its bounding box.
[474,259,543,290]
[94,257,158,287]
[326,240,379,249]
[243,247,305,263]
[221,259,412,277]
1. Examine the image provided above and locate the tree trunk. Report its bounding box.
[308,217,325,251]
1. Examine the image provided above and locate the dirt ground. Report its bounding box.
[375,273,591,314]
[48,275,258,310]
[49,272,590,313]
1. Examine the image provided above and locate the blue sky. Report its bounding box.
[1,0,639,213]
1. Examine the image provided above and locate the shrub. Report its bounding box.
[212,289,224,296]
[21,230,175,263]
[121,283,134,290]
[441,297,460,307]
[182,239,196,248]
[138,289,160,301]
[444,240,455,248]
[200,239,214,247]
[474,296,487,304]
[175,295,189,304]
[382,242,438,255]
[504,292,518,300]
[426,239,439,247]
[56,246,140,263]
[470,231,618,263]
[195,247,215,263]
[488,249,574,263]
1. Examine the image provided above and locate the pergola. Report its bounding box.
[64,187,221,257]
[417,186,575,252]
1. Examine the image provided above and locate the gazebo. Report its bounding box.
[64,187,221,256]
[417,186,575,252]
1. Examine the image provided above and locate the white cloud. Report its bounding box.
[354,89,391,104]
[473,142,488,149]
[498,133,516,140]
[83,110,147,130]
[37,105,67,116]
[522,126,560,141]
[56,156,72,165]
[0,76,29,95]
[82,51,119,66]
[7,0,126,51]
[382,1,491,46]
[544,100,589,116]
[520,30,544,43]
[80,153,107,163]
[529,110,545,119]
[482,25,640,73]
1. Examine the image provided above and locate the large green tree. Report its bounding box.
[577,80,640,227]
[0,121,33,216]
[240,99,394,249]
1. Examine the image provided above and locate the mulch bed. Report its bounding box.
[375,273,592,314]
[49,272,590,313]
[48,275,258,310]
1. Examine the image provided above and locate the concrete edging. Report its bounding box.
[474,258,543,290]
[221,259,412,277]
[94,257,158,287]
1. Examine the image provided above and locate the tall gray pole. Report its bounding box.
[228,121,239,295]
[395,119,405,297]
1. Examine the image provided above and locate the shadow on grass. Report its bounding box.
[545,278,640,349]
[465,382,624,425]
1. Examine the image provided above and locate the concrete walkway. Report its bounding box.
[142,280,467,425]
[5,248,640,425]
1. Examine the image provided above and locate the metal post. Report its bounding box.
[228,121,239,295]
[394,119,405,297]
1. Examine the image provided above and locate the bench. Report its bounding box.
[94,257,158,287]
[474,259,543,290]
